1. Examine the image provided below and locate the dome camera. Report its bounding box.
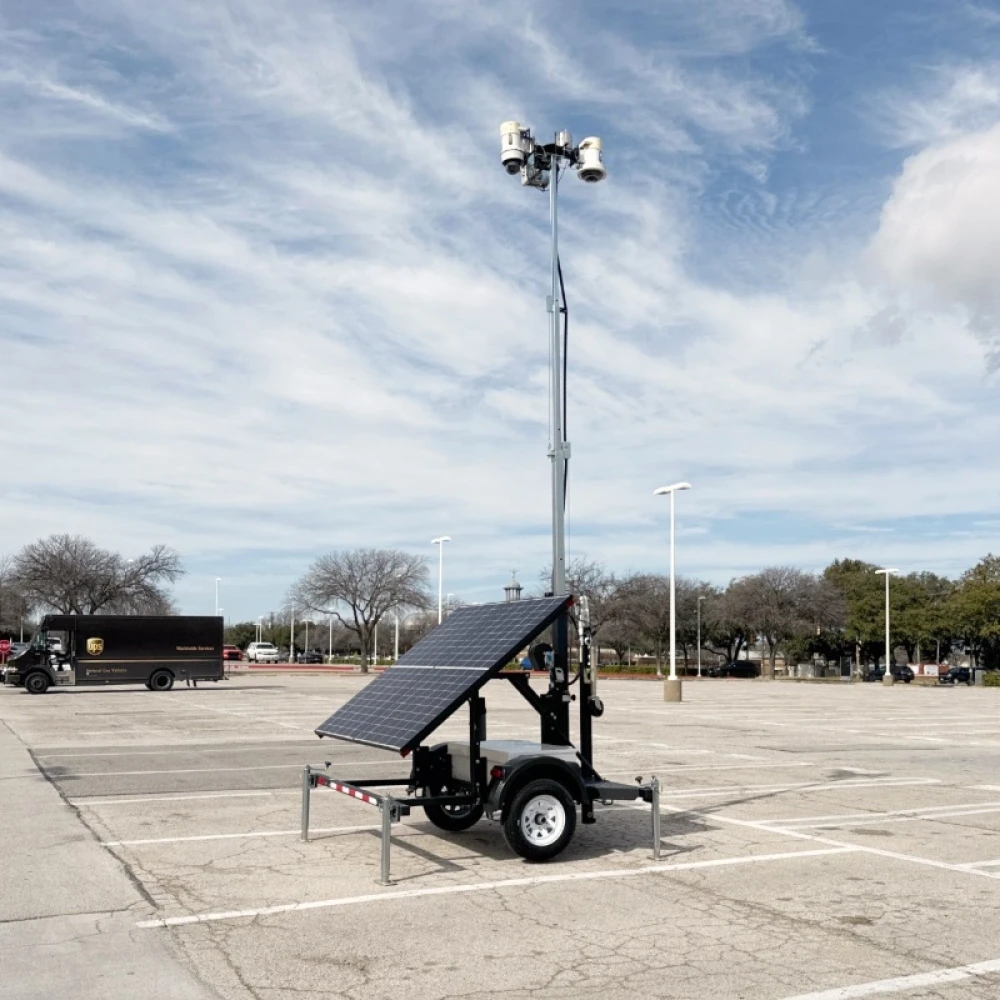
[576,136,606,183]
[501,120,531,175]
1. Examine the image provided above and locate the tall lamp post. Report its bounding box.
[215,577,221,617]
[431,537,451,624]
[500,121,606,669]
[875,568,898,686]
[654,482,693,702]
[696,595,706,679]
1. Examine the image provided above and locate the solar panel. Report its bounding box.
[315,596,571,752]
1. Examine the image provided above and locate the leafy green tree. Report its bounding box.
[893,572,954,663]
[948,555,1000,669]
[823,559,885,668]
[224,621,258,649]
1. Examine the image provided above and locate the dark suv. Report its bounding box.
[864,665,914,683]
[939,666,972,685]
[707,661,759,679]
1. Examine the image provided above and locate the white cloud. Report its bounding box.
[867,122,1000,366]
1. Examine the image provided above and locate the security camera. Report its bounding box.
[501,120,532,176]
[575,136,606,183]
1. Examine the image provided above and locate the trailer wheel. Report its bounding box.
[503,778,576,862]
[423,793,484,832]
[25,672,51,695]
[149,670,174,692]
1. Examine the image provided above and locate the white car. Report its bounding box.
[246,642,280,663]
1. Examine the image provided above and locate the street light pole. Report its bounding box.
[215,578,221,617]
[654,482,693,703]
[697,596,706,679]
[431,537,451,624]
[329,615,333,660]
[875,568,899,687]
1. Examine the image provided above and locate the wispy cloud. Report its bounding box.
[0,69,172,132]
[1,0,998,616]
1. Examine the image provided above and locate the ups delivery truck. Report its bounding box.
[2,615,224,694]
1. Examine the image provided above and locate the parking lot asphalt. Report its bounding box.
[2,675,999,1000]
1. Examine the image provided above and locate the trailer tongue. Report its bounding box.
[304,596,660,880]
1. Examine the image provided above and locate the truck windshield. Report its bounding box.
[31,631,47,650]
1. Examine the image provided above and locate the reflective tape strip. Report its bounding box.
[326,780,381,807]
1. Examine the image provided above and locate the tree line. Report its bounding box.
[566,555,1000,676]
[5,534,999,676]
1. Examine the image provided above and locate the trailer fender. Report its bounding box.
[490,757,586,821]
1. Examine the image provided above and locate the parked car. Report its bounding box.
[939,666,972,685]
[7,642,28,658]
[295,649,324,664]
[865,665,914,683]
[707,661,759,679]
[222,645,243,662]
[246,641,280,663]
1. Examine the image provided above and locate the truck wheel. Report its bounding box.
[503,778,576,862]
[423,794,484,832]
[149,670,174,692]
[25,672,51,695]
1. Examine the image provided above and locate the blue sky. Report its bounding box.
[3,0,1000,620]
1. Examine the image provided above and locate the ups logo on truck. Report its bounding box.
[86,637,104,656]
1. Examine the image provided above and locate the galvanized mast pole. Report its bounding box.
[549,151,566,600]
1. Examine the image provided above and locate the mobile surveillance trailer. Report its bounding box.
[3,615,224,694]
[305,596,660,877]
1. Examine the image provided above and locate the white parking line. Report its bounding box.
[103,823,380,846]
[760,801,1000,827]
[783,806,1000,831]
[37,744,329,758]
[958,859,1000,869]
[603,761,813,775]
[73,791,292,806]
[654,804,1000,881]
[136,846,857,928]
[650,778,937,799]
[55,761,401,777]
[781,956,1000,999]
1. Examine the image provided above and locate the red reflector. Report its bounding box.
[490,766,504,780]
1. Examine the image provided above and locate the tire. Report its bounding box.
[25,672,51,695]
[149,669,174,692]
[503,778,577,862]
[423,787,484,832]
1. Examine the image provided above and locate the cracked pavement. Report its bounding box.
[2,676,1000,999]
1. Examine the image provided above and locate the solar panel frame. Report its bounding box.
[314,596,571,752]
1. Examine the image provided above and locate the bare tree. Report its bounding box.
[289,548,430,672]
[728,567,843,678]
[0,556,33,635]
[12,535,183,616]
[617,573,704,675]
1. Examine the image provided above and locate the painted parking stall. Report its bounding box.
[5,674,1000,1000]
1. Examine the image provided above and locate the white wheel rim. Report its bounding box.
[520,794,566,847]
